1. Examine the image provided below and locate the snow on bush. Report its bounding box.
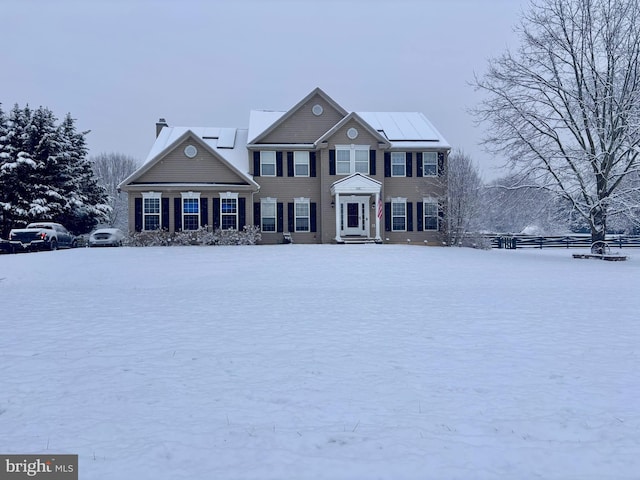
[127,225,261,247]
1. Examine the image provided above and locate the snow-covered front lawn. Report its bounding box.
[1,245,638,479]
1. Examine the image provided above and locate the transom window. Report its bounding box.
[294,151,309,177]
[261,199,276,232]
[142,192,161,231]
[423,152,438,176]
[260,151,276,176]
[391,198,407,232]
[424,201,438,230]
[391,152,406,176]
[295,199,310,232]
[181,192,200,231]
[336,145,369,175]
[220,193,238,230]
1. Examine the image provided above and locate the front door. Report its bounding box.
[340,196,369,236]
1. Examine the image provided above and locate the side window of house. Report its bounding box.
[261,151,276,176]
[221,197,238,230]
[294,151,309,177]
[391,152,406,177]
[143,194,161,230]
[261,199,277,232]
[424,201,438,230]
[423,152,438,176]
[391,199,407,231]
[182,196,200,230]
[295,199,310,232]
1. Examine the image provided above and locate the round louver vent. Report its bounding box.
[184,145,197,158]
[312,104,323,116]
[347,127,359,140]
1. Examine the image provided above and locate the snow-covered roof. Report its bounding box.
[356,112,450,149]
[248,110,286,144]
[144,126,251,179]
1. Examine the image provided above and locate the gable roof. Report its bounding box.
[248,87,349,144]
[118,127,258,189]
[315,112,391,148]
[330,172,382,195]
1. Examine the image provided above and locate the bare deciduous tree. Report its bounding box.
[473,0,640,243]
[91,152,138,231]
[446,149,484,245]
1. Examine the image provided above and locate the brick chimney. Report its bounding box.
[156,118,168,137]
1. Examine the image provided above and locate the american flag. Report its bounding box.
[377,198,383,220]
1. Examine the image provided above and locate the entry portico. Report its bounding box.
[330,173,382,243]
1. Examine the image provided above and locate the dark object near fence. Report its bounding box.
[573,241,628,261]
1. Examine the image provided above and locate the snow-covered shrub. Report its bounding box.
[127,226,261,247]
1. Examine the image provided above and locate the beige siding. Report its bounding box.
[136,137,246,185]
[259,94,346,144]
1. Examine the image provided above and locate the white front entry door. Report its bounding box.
[340,196,369,236]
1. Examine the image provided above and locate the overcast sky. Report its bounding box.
[2,0,526,180]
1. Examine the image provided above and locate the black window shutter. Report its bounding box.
[416,152,423,177]
[310,152,317,177]
[277,203,284,232]
[406,152,413,177]
[287,152,294,177]
[213,198,220,229]
[310,202,317,232]
[276,151,283,177]
[438,202,445,232]
[329,149,336,175]
[369,150,376,175]
[200,198,208,228]
[253,151,260,176]
[417,202,423,231]
[239,197,246,228]
[407,201,413,231]
[134,198,142,232]
[254,202,261,227]
[385,202,391,231]
[161,198,169,230]
[384,152,391,177]
[287,202,294,232]
[438,152,445,177]
[174,198,182,232]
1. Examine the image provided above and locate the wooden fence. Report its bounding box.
[490,234,640,249]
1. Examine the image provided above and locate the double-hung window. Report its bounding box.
[142,192,161,230]
[391,198,407,232]
[294,151,309,177]
[423,152,438,176]
[424,201,438,230]
[391,152,406,176]
[220,193,238,230]
[181,192,200,231]
[335,145,369,175]
[261,198,277,232]
[294,198,310,232]
[260,151,276,176]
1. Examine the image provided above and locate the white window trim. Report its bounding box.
[142,191,162,231]
[423,197,439,231]
[260,151,276,177]
[219,192,239,230]
[391,197,407,232]
[261,197,277,233]
[181,191,201,231]
[335,144,370,175]
[294,197,310,232]
[391,152,406,177]
[423,152,438,177]
[294,151,310,177]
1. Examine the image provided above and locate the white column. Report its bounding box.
[334,193,342,242]
[374,191,381,241]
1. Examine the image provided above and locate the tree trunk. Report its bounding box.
[590,205,606,244]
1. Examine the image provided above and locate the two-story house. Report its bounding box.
[119,88,450,244]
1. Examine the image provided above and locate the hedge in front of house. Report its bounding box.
[127,226,261,247]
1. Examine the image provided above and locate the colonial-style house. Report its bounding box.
[119,88,451,244]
